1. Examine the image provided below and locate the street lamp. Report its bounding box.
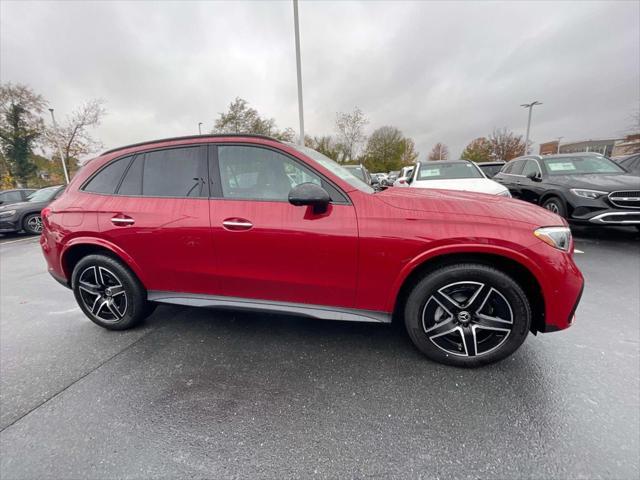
[48,108,70,184]
[556,136,564,154]
[198,122,203,135]
[293,0,305,145]
[521,101,542,155]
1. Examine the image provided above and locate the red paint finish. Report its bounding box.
[41,135,584,333]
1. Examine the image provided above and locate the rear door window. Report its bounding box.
[83,156,132,194]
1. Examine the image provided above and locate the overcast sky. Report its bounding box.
[1,0,638,159]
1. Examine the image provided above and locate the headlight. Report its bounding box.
[570,189,607,199]
[497,189,511,197]
[534,227,572,252]
[0,209,16,218]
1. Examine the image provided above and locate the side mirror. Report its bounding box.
[288,182,331,214]
[526,170,541,181]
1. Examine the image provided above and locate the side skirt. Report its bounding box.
[147,291,392,324]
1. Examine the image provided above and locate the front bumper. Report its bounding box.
[586,210,640,225]
[0,218,20,233]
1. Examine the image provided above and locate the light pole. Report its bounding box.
[293,0,305,145]
[198,122,203,135]
[48,108,70,184]
[556,136,564,154]
[521,101,542,155]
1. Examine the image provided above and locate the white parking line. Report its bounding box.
[0,237,39,246]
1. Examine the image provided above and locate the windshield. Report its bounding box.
[543,156,625,175]
[27,186,60,202]
[416,162,483,180]
[289,144,374,193]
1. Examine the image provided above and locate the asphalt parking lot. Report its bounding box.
[1,227,639,479]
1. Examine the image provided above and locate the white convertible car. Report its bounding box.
[394,159,511,197]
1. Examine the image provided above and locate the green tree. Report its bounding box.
[361,126,418,172]
[0,83,46,187]
[304,135,343,161]
[461,137,492,162]
[213,97,295,141]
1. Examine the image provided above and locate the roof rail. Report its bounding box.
[101,133,283,155]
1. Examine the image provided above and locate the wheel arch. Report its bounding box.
[390,249,546,334]
[61,238,148,289]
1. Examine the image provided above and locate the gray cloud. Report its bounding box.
[1,0,638,159]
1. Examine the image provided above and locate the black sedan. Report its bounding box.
[494,153,640,229]
[0,185,64,235]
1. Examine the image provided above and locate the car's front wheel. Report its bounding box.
[542,197,567,218]
[404,263,531,367]
[71,254,155,330]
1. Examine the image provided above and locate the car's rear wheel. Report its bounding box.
[71,254,154,330]
[22,213,43,234]
[404,263,531,367]
[542,197,567,218]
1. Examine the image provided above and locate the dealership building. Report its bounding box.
[539,134,640,157]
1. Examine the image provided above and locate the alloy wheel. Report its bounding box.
[544,202,560,214]
[422,281,514,357]
[77,266,128,323]
[26,215,43,233]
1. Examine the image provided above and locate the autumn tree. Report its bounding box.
[489,128,525,161]
[45,99,106,177]
[460,137,493,163]
[361,126,418,172]
[0,83,46,186]
[335,107,368,163]
[213,97,295,141]
[428,142,449,161]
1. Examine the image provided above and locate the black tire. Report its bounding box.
[71,254,153,330]
[542,196,567,218]
[404,263,531,368]
[22,213,43,235]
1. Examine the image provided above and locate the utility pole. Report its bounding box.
[521,101,542,155]
[48,109,70,184]
[293,0,305,145]
[198,122,203,135]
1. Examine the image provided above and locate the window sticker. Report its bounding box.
[422,168,441,177]
[547,162,576,172]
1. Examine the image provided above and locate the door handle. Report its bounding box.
[111,216,135,226]
[222,218,253,231]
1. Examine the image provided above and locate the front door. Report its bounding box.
[208,144,358,309]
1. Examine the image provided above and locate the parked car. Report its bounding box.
[383,171,400,186]
[616,153,640,175]
[396,160,511,196]
[40,134,583,367]
[0,185,64,234]
[0,188,36,206]
[392,165,415,186]
[343,164,372,185]
[475,161,506,178]
[494,153,640,229]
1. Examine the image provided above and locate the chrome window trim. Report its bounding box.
[147,291,391,323]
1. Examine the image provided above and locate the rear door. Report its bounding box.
[208,143,359,308]
[519,159,545,204]
[88,146,214,294]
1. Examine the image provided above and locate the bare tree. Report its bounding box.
[428,142,449,161]
[335,107,368,163]
[489,128,525,161]
[45,99,106,174]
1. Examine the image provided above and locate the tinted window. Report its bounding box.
[522,160,541,177]
[118,156,144,195]
[83,156,132,194]
[142,147,207,197]
[218,146,322,201]
[0,191,22,202]
[504,160,525,175]
[478,164,503,178]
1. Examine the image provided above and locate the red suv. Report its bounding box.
[40,135,584,367]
